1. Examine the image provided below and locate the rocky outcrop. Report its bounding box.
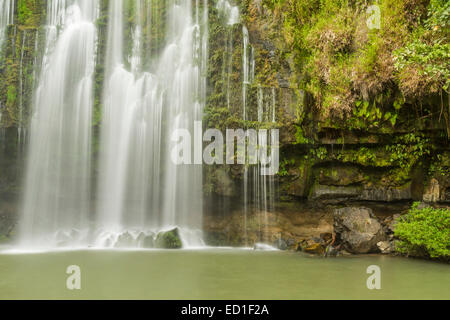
[155,228,182,249]
[423,178,440,203]
[203,204,333,247]
[310,184,362,201]
[299,238,326,255]
[114,232,134,248]
[136,232,155,248]
[334,207,387,254]
[272,238,288,250]
[377,241,394,254]
[360,185,412,202]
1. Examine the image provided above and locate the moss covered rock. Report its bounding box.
[155,228,182,249]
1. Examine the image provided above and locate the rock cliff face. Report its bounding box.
[0,1,448,245]
[203,0,449,246]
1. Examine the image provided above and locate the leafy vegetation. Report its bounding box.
[17,0,34,25]
[395,202,450,260]
[263,0,449,132]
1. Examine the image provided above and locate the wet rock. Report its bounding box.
[303,243,325,255]
[340,250,352,256]
[416,202,431,210]
[334,207,387,254]
[360,185,411,202]
[210,168,235,197]
[142,235,155,248]
[310,184,361,201]
[325,245,339,257]
[137,232,155,248]
[377,241,394,254]
[286,164,312,198]
[115,231,134,248]
[277,77,290,88]
[423,178,440,202]
[300,238,326,255]
[273,238,287,250]
[155,228,182,249]
[383,214,401,234]
[285,238,297,250]
[318,167,364,186]
[320,232,333,243]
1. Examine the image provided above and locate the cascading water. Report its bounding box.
[0,0,14,136]
[17,29,27,148]
[0,0,14,51]
[240,24,277,245]
[17,0,208,250]
[96,0,208,248]
[19,0,99,247]
[216,0,239,110]
[242,26,250,120]
[253,87,277,243]
[216,0,240,26]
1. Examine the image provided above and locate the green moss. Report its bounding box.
[155,228,182,249]
[18,0,34,25]
[6,85,16,107]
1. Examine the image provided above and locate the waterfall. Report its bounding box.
[16,0,208,249]
[257,86,263,122]
[216,0,239,109]
[18,30,27,148]
[0,0,14,51]
[272,87,276,122]
[19,0,99,247]
[216,0,240,26]
[244,29,277,245]
[242,26,249,120]
[216,0,240,109]
[96,0,208,247]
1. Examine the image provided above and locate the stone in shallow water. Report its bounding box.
[114,232,134,248]
[272,238,287,250]
[377,241,394,254]
[138,232,155,249]
[155,228,182,249]
[325,245,339,257]
[303,243,325,255]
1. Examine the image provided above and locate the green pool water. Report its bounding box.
[0,248,448,300]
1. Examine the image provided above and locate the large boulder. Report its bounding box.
[155,228,182,249]
[333,207,386,254]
